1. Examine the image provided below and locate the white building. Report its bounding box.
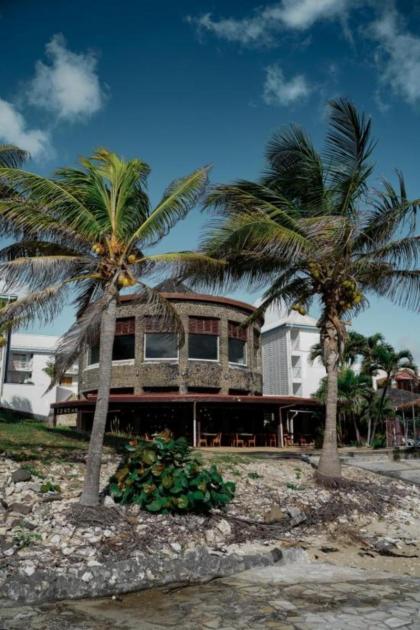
[0,333,77,419]
[261,305,325,398]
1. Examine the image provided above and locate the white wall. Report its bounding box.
[0,333,77,418]
[261,313,325,398]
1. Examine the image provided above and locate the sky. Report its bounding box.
[0,0,419,359]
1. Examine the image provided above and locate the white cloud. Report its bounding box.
[27,34,104,121]
[0,98,51,159]
[369,8,420,106]
[188,0,353,46]
[263,64,311,106]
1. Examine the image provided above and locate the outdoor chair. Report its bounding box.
[231,433,245,447]
[211,433,222,447]
[198,436,208,447]
[246,434,256,447]
[265,433,277,447]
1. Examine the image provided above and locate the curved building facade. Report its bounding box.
[79,291,263,397]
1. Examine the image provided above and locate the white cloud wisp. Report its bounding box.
[0,98,51,159]
[263,64,311,106]
[27,34,104,121]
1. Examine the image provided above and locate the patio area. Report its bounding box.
[51,393,322,448]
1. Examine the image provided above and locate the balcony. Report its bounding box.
[292,366,302,379]
[10,360,33,371]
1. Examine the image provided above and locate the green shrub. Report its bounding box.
[108,432,235,513]
[40,480,61,493]
[371,434,386,449]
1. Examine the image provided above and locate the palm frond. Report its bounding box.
[0,285,68,329]
[0,168,102,237]
[263,125,325,213]
[127,166,209,249]
[324,98,375,215]
[0,145,28,168]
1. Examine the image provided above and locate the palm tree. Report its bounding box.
[315,367,372,444]
[366,343,416,444]
[198,99,419,483]
[310,330,367,368]
[0,149,215,506]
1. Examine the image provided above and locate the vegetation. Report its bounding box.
[197,98,419,482]
[108,432,235,513]
[314,331,416,446]
[0,149,218,506]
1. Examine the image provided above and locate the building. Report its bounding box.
[79,286,263,398]
[0,333,78,418]
[52,285,320,446]
[261,305,325,398]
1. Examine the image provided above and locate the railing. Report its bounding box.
[10,361,32,371]
[290,335,300,351]
[292,366,302,379]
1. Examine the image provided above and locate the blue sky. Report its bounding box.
[0,0,419,358]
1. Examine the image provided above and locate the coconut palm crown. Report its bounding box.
[199,99,419,482]
[0,149,214,504]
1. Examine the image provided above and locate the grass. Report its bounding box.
[0,410,125,462]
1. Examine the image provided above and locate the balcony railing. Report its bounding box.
[10,361,33,371]
[292,366,302,379]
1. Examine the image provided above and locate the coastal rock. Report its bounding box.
[12,469,32,484]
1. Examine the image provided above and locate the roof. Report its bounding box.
[258,300,318,334]
[387,388,420,409]
[52,393,320,411]
[10,333,59,353]
[120,291,260,318]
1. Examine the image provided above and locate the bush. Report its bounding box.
[107,431,235,514]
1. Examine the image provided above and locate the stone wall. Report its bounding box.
[79,295,263,396]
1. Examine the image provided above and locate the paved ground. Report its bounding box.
[349,457,420,486]
[1,560,419,629]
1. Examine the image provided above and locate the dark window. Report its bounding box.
[110,387,134,394]
[143,386,179,392]
[228,388,249,395]
[88,333,135,364]
[189,333,218,360]
[113,334,135,360]
[144,333,178,359]
[228,338,247,365]
[188,386,220,394]
[88,344,100,365]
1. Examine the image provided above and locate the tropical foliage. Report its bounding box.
[108,432,235,513]
[197,98,419,481]
[0,149,215,505]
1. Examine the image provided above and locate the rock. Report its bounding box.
[22,564,36,576]
[8,502,33,515]
[263,506,286,524]
[215,519,232,537]
[103,495,115,507]
[12,469,32,483]
[170,542,182,553]
[81,571,93,582]
[286,507,306,527]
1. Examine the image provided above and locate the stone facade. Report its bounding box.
[79,293,263,396]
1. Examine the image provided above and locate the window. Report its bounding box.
[113,334,135,360]
[228,338,247,365]
[6,352,33,384]
[143,386,179,392]
[188,386,220,394]
[144,333,178,360]
[189,334,218,360]
[228,321,247,365]
[188,317,219,361]
[88,317,135,364]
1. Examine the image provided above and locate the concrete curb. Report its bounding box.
[0,545,286,605]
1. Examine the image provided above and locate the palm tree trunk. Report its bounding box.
[370,377,389,446]
[80,297,117,506]
[317,320,341,480]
